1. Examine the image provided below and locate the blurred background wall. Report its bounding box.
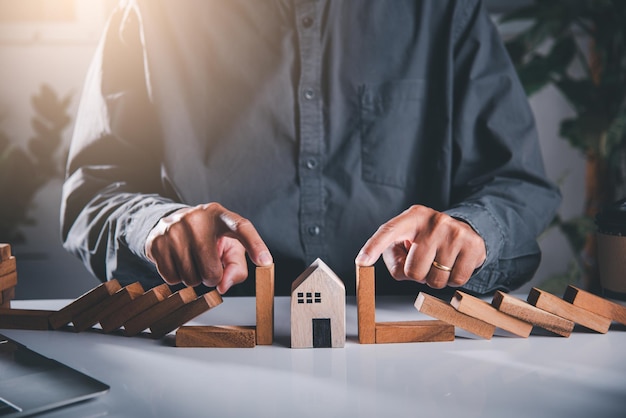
[0,0,585,299]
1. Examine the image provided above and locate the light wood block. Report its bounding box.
[123,287,197,337]
[414,292,495,339]
[0,271,17,292]
[0,243,11,261]
[72,282,144,332]
[375,320,454,344]
[176,325,256,348]
[563,285,626,326]
[528,287,611,333]
[0,257,16,277]
[0,308,53,330]
[291,259,346,348]
[0,287,15,309]
[492,291,574,337]
[356,265,376,344]
[256,264,274,345]
[99,284,172,333]
[451,291,533,338]
[49,279,122,329]
[149,290,223,338]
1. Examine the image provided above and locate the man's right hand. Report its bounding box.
[144,203,273,294]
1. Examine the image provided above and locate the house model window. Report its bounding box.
[297,292,322,304]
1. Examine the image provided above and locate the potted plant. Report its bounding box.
[501,0,626,293]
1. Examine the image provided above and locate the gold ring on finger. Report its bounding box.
[432,260,452,272]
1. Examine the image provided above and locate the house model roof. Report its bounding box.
[291,258,345,293]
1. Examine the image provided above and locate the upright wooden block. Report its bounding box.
[0,271,17,292]
[72,282,144,332]
[0,243,11,261]
[414,292,495,339]
[356,265,376,344]
[528,288,611,333]
[563,285,626,326]
[123,287,197,337]
[375,320,454,344]
[256,264,274,345]
[451,291,533,337]
[0,308,54,330]
[492,291,574,337]
[149,290,223,338]
[0,256,16,277]
[0,287,15,309]
[100,284,172,333]
[49,279,122,329]
[176,325,256,348]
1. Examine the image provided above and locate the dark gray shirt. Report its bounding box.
[62,0,560,296]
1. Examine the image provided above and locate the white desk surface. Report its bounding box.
[3,295,626,418]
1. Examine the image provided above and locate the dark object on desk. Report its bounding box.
[596,198,626,300]
[0,333,109,417]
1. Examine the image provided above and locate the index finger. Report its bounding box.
[355,210,421,266]
[218,210,273,266]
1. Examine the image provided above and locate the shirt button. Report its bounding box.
[305,158,318,169]
[308,225,321,236]
[302,16,313,28]
[303,89,315,100]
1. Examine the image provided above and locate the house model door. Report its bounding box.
[312,318,331,348]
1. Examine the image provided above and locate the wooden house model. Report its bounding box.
[290,258,346,348]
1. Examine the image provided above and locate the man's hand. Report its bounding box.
[355,205,486,289]
[145,203,272,294]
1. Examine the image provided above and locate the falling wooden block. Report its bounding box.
[72,282,144,332]
[0,287,15,309]
[0,271,17,292]
[451,291,533,337]
[149,290,223,339]
[414,292,495,339]
[99,284,172,333]
[49,279,122,329]
[563,285,626,326]
[375,320,454,344]
[176,325,256,348]
[527,287,611,333]
[0,308,54,330]
[0,243,11,261]
[356,265,376,344]
[492,291,574,337]
[256,264,274,345]
[124,287,197,337]
[0,256,16,277]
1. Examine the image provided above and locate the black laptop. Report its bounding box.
[0,333,109,417]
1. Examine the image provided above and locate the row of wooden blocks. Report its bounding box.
[356,265,626,344]
[0,242,275,348]
[0,244,17,309]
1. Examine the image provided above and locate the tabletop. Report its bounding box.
[2,295,626,418]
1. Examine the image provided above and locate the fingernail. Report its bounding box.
[258,251,273,266]
[355,251,371,265]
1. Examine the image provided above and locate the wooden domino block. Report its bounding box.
[149,290,223,338]
[356,265,376,344]
[492,291,574,337]
[0,243,11,261]
[0,256,16,277]
[72,282,144,332]
[563,285,626,326]
[100,284,172,333]
[49,279,122,329]
[451,291,533,337]
[0,271,17,292]
[176,325,256,348]
[414,292,495,339]
[0,308,54,330]
[528,287,611,333]
[123,287,197,337]
[374,320,454,344]
[256,264,274,345]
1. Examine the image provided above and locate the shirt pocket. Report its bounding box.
[359,79,428,189]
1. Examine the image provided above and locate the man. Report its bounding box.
[62,0,560,296]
